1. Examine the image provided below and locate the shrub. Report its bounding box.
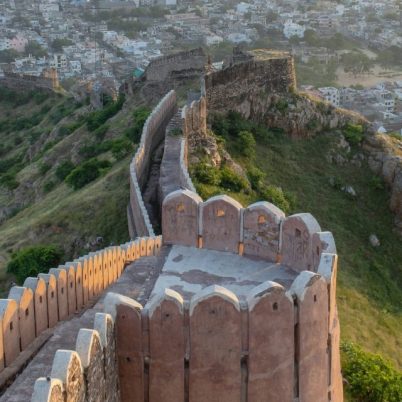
[7,245,62,284]
[0,172,19,190]
[39,162,51,175]
[275,99,288,112]
[55,160,75,181]
[43,179,56,193]
[111,138,133,159]
[93,124,109,141]
[238,130,256,158]
[86,94,125,132]
[247,166,266,191]
[191,162,221,186]
[370,176,385,191]
[125,106,151,143]
[341,342,402,402]
[65,158,111,190]
[220,167,249,192]
[260,185,291,213]
[343,124,364,146]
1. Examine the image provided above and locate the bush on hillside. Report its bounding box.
[55,160,76,181]
[247,166,266,191]
[191,162,221,186]
[7,245,62,284]
[341,342,402,402]
[86,94,125,132]
[125,106,151,143]
[220,167,249,192]
[0,172,19,190]
[260,185,291,213]
[111,138,133,159]
[343,124,364,146]
[93,124,109,141]
[65,158,111,190]
[238,130,256,158]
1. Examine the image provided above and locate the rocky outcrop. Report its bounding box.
[363,134,402,233]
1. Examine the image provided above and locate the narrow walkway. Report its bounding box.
[142,142,164,232]
[159,109,185,203]
[0,248,169,402]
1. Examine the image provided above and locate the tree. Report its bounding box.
[51,38,73,52]
[0,49,19,63]
[342,52,372,76]
[24,41,48,58]
[7,245,62,284]
[65,159,111,190]
[304,29,320,46]
[289,36,301,46]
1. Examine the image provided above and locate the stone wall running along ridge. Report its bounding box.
[128,91,177,238]
[0,236,162,380]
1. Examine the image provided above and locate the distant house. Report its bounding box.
[283,20,305,39]
[318,87,340,107]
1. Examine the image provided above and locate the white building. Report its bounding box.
[204,34,223,46]
[318,87,340,107]
[283,20,305,39]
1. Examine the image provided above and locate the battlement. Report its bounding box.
[30,248,342,402]
[162,190,336,272]
[0,236,161,381]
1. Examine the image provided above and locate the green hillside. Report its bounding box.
[0,88,149,293]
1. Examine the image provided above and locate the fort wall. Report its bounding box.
[162,190,336,272]
[30,255,341,402]
[204,52,296,115]
[144,48,206,82]
[0,69,60,93]
[0,236,162,379]
[128,91,177,237]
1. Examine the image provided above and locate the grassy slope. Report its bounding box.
[0,158,130,294]
[252,133,402,369]
[0,91,143,293]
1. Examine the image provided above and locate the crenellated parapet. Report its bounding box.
[0,236,162,378]
[31,312,119,402]
[162,189,336,273]
[31,261,341,401]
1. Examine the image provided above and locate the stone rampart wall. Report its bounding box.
[144,48,206,82]
[32,257,341,402]
[204,55,296,114]
[128,91,177,238]
[0,236,162,376]
[162,190,336,272]
[0,71,58,92]
[178,96,207,193]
